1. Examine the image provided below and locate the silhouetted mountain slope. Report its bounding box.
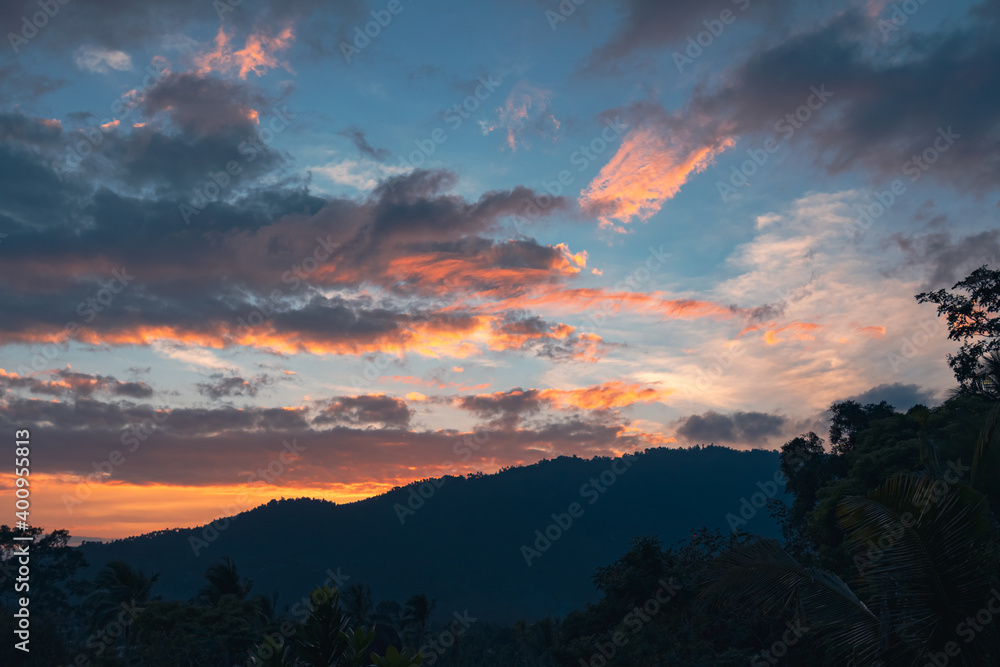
[78,445,785,622]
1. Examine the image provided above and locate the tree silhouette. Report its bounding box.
[917,265,1000,390]
[702,472,1000,664]
[198,555,254,605]
[342,583,374,626]
[402,593,436,649]
[85,560,159,660]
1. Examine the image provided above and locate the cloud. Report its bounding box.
[0,368,152,399]
[580,105,734,230]
[890,229,1000,290]
[195,24,295,79]
[0,0,364,56]
[314,394,413,428]
[457,388,545,418]
[74,46,133,73]
[338,126,391,161]
[579,0,791,72]
[846,383,940,410]
[686,6,1000,192]
[0,131,584,357]
[196,374,274,400]
[761,322,822,346]
[489,286,737,323]
[539,381,671,410]
[674,410,787,446]
[0,64,66,103]
[456,381,670,421]
[151,341,235,372]
[481,83,559,151]
[662,190,960,414]
[0,394,664,486]
[488,314,611,362]
[312,158,410,191]
[140,72,270,137]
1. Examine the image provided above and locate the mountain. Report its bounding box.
[77,445,786,622]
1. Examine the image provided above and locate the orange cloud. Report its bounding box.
[462,380,670,414]
[856,325,886,338]
[617,425,676,446]
[762,321,823,345]
[388,376,434,386]
[1,313,606,362]
[381,242,587,297]
[195,24,295,79]
[540,380,671,410]
[485,286,735,321]
[581,127,734,230]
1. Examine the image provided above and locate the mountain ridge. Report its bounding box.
[78,445,786,622]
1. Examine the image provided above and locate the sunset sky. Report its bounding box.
[1,0,998,539]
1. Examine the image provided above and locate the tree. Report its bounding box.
[557,531,786,665]
[342,583,374,626]
[829,400,897,455]
[133,596,262,666]
[703,467,1000,664]
[258,585,420,667]
[0,526,87,612]
[772,432,831,555]
[291,585,351,666]
[917,265,1000,390]
[198,555,253,605]
[0,527,86,665]
[85,560,159,661]
[402,593,436,649]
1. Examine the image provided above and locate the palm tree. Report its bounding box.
[86,561,159,660]
[291,585,350,666]
[701,472,1000,665]
[198,555,253,605]
[342,583,374,626]
[402,593,436,649]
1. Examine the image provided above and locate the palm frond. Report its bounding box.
[700,537,882,663]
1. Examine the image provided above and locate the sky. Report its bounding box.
[0,0,998,540]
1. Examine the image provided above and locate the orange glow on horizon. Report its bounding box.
[0,471,459,541]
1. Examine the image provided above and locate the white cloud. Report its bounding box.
[152,342,237,372]
[74,46,133,73]
[311,158,410,192]
[550,190,957,422]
